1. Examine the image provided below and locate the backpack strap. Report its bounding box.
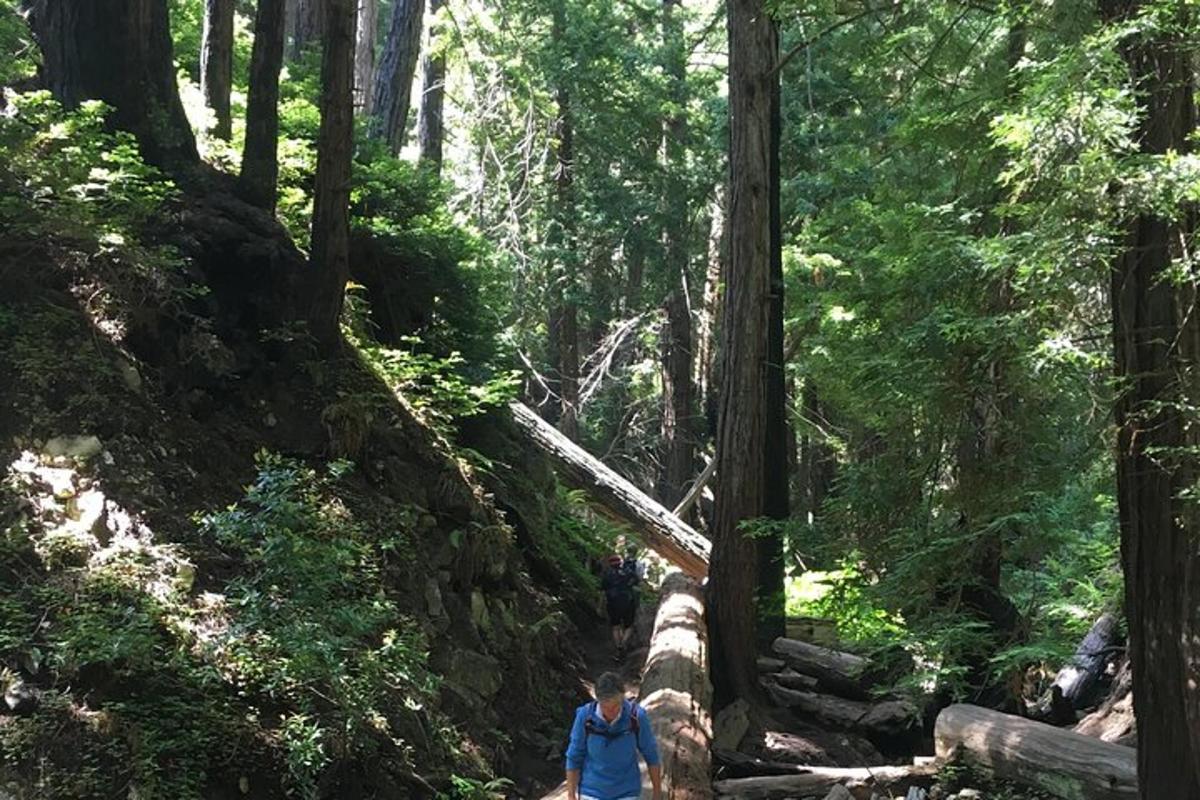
[583,701,639,740]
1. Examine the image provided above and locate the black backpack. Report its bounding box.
[583,700,639,741]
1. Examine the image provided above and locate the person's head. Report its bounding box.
[606,554,622,570]
[594,672,625,717]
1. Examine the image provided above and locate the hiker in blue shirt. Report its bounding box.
[565,672,662,800]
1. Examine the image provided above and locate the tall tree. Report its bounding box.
[1101,0,1200,796]
[200,0,235,140]
[545,0,580,439]
[354,0,379,113]
[291,0,324,58]
[307,0,357,347]
[756,23,788,650]
[709,0,776,705]
[416,0,446,173]
[370,0,425,153]
[240,0,287,210]
[24,0,198,171]
[657,0,696,509]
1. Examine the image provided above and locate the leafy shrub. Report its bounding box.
[199,452,437,797]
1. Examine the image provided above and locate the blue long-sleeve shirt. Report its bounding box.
[565,700,660,800]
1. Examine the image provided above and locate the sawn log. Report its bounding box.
[713,763,936,800]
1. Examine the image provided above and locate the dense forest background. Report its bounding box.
[0,0,1198,797]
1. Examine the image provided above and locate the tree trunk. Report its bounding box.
[934,704,1137,800]
[547,11,580,440]
[291,0,324,57]
[623,224,648,314]
[697,187,727,437]
[638,573,714,800]
[756,25,787,650]
[200,0,235,140]
[509,402,710,578]
[370,0,424,153]
[1051,612,1121,711]
[354,0,378,113]
[1101,2,1200,796]
[239,0,287,210]
[657,0,695,510]
[416,0,445,174]
[26,0,198,172]
[709,0,776,707]
[307,0,357,347]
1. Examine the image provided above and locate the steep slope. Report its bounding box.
[0,182,593,799]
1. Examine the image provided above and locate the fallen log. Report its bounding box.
[638,572,713,800]
[1075,659,1135,746]
[713,763,937,800]
[772,637,879,699]
[510,402,709,577]
[764,681,918,737]
[934,704,1137,800]
[1053,612,1121,710]
[773,668,819,692]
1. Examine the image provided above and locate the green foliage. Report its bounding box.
[355,334,520,438]
[0,93,179,249]
[442,775,516,800]
[199,452,437,796]
[0,1,37,86]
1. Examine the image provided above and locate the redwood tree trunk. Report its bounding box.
[291,0,324,58]
[26,0,198,171]
[1102,1,1200,796]
[757,35,788,650]
[370,0,425,154]
[416,0,445,173]
[709,0,776,706]
[307,0,357,348]
[657,0,695,509]
[240,0,287,210]
[354,0,378,113]
[200,0,235,140]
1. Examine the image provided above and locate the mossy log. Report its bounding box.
[934,704,1137,800]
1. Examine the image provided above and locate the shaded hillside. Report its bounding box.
[0,172,595,799]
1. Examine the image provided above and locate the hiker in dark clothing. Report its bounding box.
[601,554,637,659]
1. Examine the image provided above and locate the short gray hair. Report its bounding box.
[595,672,624,701]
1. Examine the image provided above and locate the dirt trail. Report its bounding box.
[522,597,658,799]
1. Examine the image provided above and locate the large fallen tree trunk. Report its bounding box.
[764,681,918,737]
[713,764,937,800]
[638,573,713,800]
[934,704,1137,800]
[1075,659,1135,746]
[510,402,710,577]
[772,637,879,699]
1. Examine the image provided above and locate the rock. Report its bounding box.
[117,359,142,393]
[4,682,39,715]
[822,786,853,800]
[43,435,103,461]
[470,589,490,632]
[425,578,446,619]
[714,698,751,751]
[447,649,503,699]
